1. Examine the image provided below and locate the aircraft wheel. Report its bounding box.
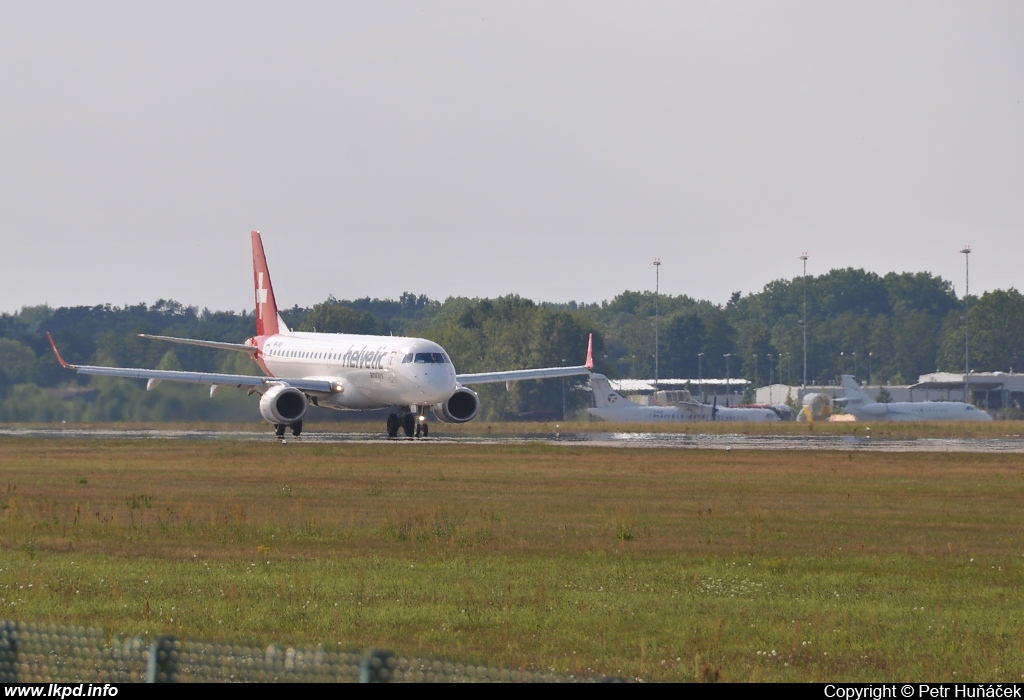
[402,413,415,437]
[422,423,429,438]
[274,423,286,438]
[386,414,400,438]
[291,420,302,437]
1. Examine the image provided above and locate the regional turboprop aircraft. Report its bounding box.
[839,375,992,422]
[48,231,594,439]
[587,373,779,423]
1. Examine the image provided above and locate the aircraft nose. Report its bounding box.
[420,366,456,402]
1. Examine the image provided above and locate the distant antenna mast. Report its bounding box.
[652,258,661,390]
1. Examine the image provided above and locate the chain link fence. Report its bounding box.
[0,620,626,683]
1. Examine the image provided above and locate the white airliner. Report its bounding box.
[840,375,992,422]
[588,373,780,423]
[48,231,594,438]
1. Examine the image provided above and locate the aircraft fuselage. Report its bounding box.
[589,404,779,423]
[256,332,457,410]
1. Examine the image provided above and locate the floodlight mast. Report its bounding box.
[799,253,809,392]
[724,353,732,401]
[652,258,661,390]
[961,246,971,403]
[698,352,705,399]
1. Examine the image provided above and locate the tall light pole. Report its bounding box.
[766,353,774,403]
[652,258,661,390]
[868,351,873,385]
[799,252,809,392]
[561,358,567,420]
[724,353,732,403]
[961,246,971,403]
[698,352,705,399]
[852,351,857,379]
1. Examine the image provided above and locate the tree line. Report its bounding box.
[1,270,1022,422]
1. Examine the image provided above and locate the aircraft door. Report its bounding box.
[387,351,397,383]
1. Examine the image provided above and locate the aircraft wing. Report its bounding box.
[137,334,258,354]
[457,365,592,386]
[47,333,334,394]
[456,333,595,386]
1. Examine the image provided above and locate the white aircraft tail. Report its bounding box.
[589,373,641,408]
[841,374,873,405]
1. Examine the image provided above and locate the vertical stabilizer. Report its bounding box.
[251,231,283,337]
[589,373,641,407]
[841,374,873,405]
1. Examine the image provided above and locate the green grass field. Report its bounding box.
[1,436,1023,681]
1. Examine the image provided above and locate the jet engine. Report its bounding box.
[431,387,480,423]
[259,384,308,424]
[798,392,833,422]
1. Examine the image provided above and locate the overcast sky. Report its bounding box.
[1,1,1021,314]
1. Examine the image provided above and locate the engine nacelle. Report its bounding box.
[259,384,308,424]
[798,392,833,422]
[431,387,480,423]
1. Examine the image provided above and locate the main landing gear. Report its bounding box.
[387,411,428,438]
[386,414,401,438]
[274,420,302,440]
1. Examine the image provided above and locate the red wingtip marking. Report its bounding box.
[46,332,73,369]
[585,332,594,371]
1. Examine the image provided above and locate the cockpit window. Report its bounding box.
[414,352,449,364]
[402,353,414,363]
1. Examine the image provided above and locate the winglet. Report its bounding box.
[585,333,594,371]
[46,332,75,369]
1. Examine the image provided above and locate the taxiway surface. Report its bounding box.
[3,427,1024,453]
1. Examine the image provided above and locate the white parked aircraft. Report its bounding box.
[839,375,992,422]
[48,231,594,439]
[588,373,780,423]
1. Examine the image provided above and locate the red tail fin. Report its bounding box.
[252,231,282,337]
[585,333,594,371]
